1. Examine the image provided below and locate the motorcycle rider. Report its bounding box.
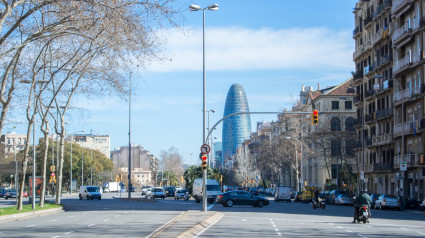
[353,189,371,223]
[313,189,320,207]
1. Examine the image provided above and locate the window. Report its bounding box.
[331,117,341,131]
[345,101,352,110]
[346,140,355,156]
[332,101,339,110]
[345,117,355,131]
[331,140,341,156]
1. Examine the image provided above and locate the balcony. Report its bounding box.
[376,108,393,120]
[365,164,374,173]
[353,26,361,38]
[365,113,374,123]
[364,16,373,28]
[393,86,421,105]
[420,118,425,130]
[352,69,363,82]
[374,54,393,72]
[394,153,421,168]
[372,133,393,146]
[374,163,393,172]
[392,18,420,46]
[375,79,393,96]
[365,137,372,147]
[354,118,362,128]
[392,0,414,14]
[365,89,375,99]
[393,120,419,137]
[393,51,420,75]
[353,95,361,104]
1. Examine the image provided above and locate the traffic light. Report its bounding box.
[201,155,207,170]
[311,110,319,125]
[181,175,184,184]
[219,174,222,182]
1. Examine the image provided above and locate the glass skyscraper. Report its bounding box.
[222,83,251,163]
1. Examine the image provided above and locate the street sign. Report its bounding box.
[200,144,211,154]
[400,162,407,171]
[51,173,55,177]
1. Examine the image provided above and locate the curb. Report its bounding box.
[147,211,189,238]
[176,212,224,238]
[0,207,64,223]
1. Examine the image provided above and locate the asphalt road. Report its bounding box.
[1,193,425,237]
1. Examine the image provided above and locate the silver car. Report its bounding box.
[149,187,165,199]
[334,194,354,205]
[374,194,400,210]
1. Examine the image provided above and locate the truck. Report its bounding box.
[302,186,321,203]
[103,182,120,192]
[274,186,291,203]
[192,178,221,204]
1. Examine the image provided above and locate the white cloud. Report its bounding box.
[147,26,354,72]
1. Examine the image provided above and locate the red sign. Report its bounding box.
[201,144,211,154]
[51,173,55,177]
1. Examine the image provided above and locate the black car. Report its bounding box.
[163,186,176,197]
[216,190,269,207]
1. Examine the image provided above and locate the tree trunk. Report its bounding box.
[55,127,66,204]
[17,119,34,210]
[39,123,49,207]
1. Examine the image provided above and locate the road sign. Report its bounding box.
[400,162,407,171]
[200,144,211,154]
[51,173,55,177]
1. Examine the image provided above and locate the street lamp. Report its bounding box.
[189,2,219,213]
[20,79,48,209]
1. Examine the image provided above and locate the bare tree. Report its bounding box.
[160,147,184,183]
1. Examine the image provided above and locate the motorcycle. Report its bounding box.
[355,204,370,224]
[312,198,326,209]
[184,192,190,201]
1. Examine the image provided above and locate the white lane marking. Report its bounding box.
[83,212,87,215]
[207,205,214,210]
[299,222,305,225]
[115,215,120,218]
[328,223,334,226]
[103,219,109,222]
[358,235,367,238]
[88,224,95,227]
[401,228,408,230]
[69,216,74,218]
[241,219,246,222]
[346,230,353,233]
[272,224,276,228]
[336,226,343,229]
[277,232,282,237]
[51,236,60,238]
[124,212,128,214]
[64,231,74,235]
[416,231,425,235]
[274,228,279,232]
[51,219,57,222]
[26,225,35,227]
[194,213,224,238]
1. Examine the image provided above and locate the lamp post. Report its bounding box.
[189,2,218,213]
[20,79,48,209]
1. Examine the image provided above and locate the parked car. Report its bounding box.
[294,191,303,202]
[163,186,176,198]
[374,194,400,210]
[216,190,269,207]
[149,187,165,199]
[370,193,381,209]
[406,198,421,210]
[334,194,354,205]
[4,189,17,199]
[175,188,188,200]
[141,185,153,197]
[79,186,102,200]
[0,188,7,198]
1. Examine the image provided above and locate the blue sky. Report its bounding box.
[8,1,358,165]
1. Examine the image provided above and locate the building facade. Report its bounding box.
[353,0,425,201]
[222,83,252,168]
[66,133,110,159]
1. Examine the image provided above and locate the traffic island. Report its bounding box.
[147,210,224,238]
[117,197,158,202]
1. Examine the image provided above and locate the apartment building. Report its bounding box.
[353,0,425,201]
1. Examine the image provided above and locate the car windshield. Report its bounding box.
[87,187,99,192]
[8,189,16,192]
[154,188,163,192]
[207,185,220,191]
[164,187,175,192]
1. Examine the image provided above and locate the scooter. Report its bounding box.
[184,192,190,201]
[312,199,326,209]
[355,205,370,224]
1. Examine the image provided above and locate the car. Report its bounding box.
[330,190,347,205]
[334,194,354,205]
[4,189,17,199]
[216,190,269,207]
[79,186,102,200]
[163,186,176,198]
[141,185,153,196]
[0,188,7,198]
[149,187,165,199]
[419,199,425,211]
[294,191,303,202]
[175,188,188,200]
[370,193,381,209]
[374,194,400,210]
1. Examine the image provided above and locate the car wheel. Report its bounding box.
[226,200,234,207]
[5,197,8,200]
[87,196,90,200]
[91,197,94,200]
[222,202,227,207]
[79,194,82,200]
[162,196,165,200]
[257,201,264,208]
[98,197,101,200]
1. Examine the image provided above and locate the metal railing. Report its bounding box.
[376,108,392,120]
[394,120,419,135]
[394,153,418,167]
[392,0,413,14]
[393,88,412,102]
[374,163,393,172]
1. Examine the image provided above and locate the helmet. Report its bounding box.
[362,189,368,193]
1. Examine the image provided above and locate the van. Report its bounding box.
[274,186,291,202]
[192,178,221,203]
[302,186,320,203]
[79,186,102,200]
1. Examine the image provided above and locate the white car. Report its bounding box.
[374,194,400,210]
[79,186,102,200]
[141,185,153,197]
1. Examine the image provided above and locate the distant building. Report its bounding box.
[0,132,27,157]
[213,142,223,168]
[66,133,110,159]
[222,84,251,169]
